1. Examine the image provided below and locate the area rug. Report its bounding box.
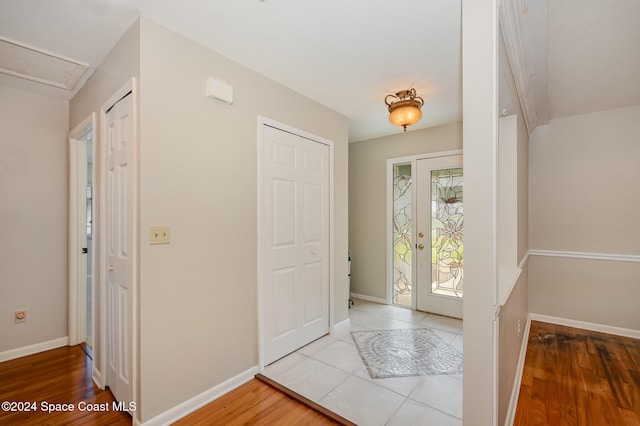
[351,328,463,379]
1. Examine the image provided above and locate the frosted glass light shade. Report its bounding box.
[389,104,422,128]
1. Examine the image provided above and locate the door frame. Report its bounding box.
[256,116,335,370]
[68,113,96,346]
[386,149,462,309]
[96,78,138,412]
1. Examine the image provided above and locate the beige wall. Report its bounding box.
[529,256,639,329]
[68,18,141,390]
[530,105,640,253]
[69,19,141,129]
[66,16,348,422]
[495,28,531,424]
[529,105,640,330]
[0,86,69,353]
[497,266,528,425]
[137,18,349,421]
[348,123,462,300]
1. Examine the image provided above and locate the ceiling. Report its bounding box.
[0,1,638,142]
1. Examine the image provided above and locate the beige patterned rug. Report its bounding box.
[351,328,463,379]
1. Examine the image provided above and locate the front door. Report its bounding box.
[260,124,330,365]
[416,155,463,318]
[105,93,134,406]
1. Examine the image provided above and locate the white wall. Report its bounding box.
[136,18,349,422]
[529,105,640,330]
[462,1,500,423]
[0,86,69,354]
[348,123,463,300]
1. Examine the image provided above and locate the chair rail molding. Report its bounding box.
[529,249,640,263]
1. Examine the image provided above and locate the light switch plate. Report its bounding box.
[150,225,170,244]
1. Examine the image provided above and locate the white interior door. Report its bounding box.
[105,93,134,405]
[261,124,330,365]
[68,119,92,347]
[77,138,89,346]
[416,155,463,318]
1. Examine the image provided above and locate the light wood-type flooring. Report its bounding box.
[514,321,640,426]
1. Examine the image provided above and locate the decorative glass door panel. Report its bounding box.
[392,163,412,307]
[416,155,463,318]
[431,168,463,298]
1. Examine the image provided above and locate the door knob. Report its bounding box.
[417,244,425,250]
[418,232,424,238]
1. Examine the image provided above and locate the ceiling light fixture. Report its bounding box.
[385,88,424,132]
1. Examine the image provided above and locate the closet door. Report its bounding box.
[261,124,330,365]
[105,93,134,406]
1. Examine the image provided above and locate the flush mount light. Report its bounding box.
[385,88,424,132]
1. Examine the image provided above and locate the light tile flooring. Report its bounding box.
[262,299,464,426]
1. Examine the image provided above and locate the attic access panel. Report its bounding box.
[0,37,88,90]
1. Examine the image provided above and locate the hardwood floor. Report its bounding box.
[0,345,340,425]
[514,321,640,426]
[0,345,131,425]
[8,325,637,426]
[174,378,341,426]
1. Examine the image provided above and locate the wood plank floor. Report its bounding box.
[9,325,637,426]
[0,345,131,425]
[0,345,340,425]
[174,378,341,426]
[514,321,640,426]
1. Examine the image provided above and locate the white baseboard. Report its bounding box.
[0,337,68,363]
[529,313,640,339]
[92,366,105,390]
[350,292,387,305]
[140,365,259,426]
[332,318,351,334]
[504,317,532,426]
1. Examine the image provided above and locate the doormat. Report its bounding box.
[351,328,463,379]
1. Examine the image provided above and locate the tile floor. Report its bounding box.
[262,299,464,426]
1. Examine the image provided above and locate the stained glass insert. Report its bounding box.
[392,163,412,306]
[431,168,463,298]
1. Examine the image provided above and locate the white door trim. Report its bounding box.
[386,149,463,308]
[256,116,334,370]
[68,113,95,346]
[97,78,138,413]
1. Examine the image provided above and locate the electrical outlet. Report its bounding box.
[15,310,27,323]
[517,319,521,337]
[150,225,170,245]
